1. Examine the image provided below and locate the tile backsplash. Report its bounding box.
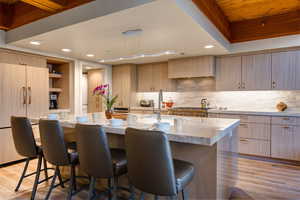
[136,91,300,111]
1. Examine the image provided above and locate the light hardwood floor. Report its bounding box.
[1,157,300,200]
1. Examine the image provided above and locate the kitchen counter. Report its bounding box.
[31,113,239,199]
[32,113,239,146]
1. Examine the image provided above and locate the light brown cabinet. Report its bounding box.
[137,62,175,92]
[217,54,272,91]
[0,63,48,127]
[0,64,27,127]
[112,64,136,108]
[27,66,49,119]
[218,113,271,156]
[0,129,23,164]
[242,54,272,90]
[239,138,270,157]
[238,123,271,140]
[216,56,242,91]
[168,56,215,78]
[271,51,297,90]
[216,50,300,91]
[271,125,300,160]
[0,50,46,68]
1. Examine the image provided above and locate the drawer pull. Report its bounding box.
[239,123,248,128]
[282,126,290,129]
[240,139,249,142]
[282,118,290,120]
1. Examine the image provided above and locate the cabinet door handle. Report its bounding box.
[22,87,27,105]
[272,81,276,88]
[238,82,241,89]
[28,87,32,104]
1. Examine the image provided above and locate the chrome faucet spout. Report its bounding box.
[157,89,163,122]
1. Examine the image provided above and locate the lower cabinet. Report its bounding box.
[238,123,271,140]
[271,125,300,161]
[239,138,271,157]
[0,128,23,165]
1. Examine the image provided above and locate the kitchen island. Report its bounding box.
[32,113,240,199]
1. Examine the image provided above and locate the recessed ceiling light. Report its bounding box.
[98,50,178,63]
[30,41,41,45]
[61,48,71,52]
[204,45,214,49]
[122,29,143,36]
[86,54,94,57]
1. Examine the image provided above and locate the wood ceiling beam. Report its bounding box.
[20,0,64,12]
[7,0,94,30]
[192,0,231,40]
[230,10,300,43]
[0,3,9,30]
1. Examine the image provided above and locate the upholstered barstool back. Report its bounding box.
[11,116,38,158]
[39,119,70,166]
[76,124,113,178]
[125,128,177,196]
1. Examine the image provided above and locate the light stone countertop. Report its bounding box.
[208,109,300,117]
[31,113,240,146]
[130,106,300,117]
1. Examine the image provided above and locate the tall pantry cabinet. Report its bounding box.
[0,52,49,164]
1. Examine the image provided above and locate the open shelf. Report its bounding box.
[49,73,63,78]
[49,88,62,92]
[47,58,72,110]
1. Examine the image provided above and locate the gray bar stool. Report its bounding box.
[125,128,195,200]
[10,116,62,200]
[76,124,129,200]
[39,119,80,200]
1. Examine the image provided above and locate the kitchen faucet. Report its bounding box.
[155,89,163,122]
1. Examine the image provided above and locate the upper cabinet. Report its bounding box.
[216,50,300,91]
[0,50,46,68]
[216,56,242,91]
[112,64,136,108]
[271,51,298,90]
[137,62,175,92]
[168,56,215,78]
[242,54,272,90]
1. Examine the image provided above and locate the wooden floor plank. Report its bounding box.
[1,157,300,199]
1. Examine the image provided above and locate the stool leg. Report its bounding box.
[45,166,58,200]
[42,156,49,180]
[182,189,189,200]
[31,154,43,200]
[15,158,30,192]
[112,177,117,200]
[88,177,96,200]
[71,164,77,191]
[57,167,65,188]
[67,164,76,200]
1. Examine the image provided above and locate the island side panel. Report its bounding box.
[170,142,217,199]
[217,128,239,199]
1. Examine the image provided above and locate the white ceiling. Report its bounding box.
[9,0,228,64]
